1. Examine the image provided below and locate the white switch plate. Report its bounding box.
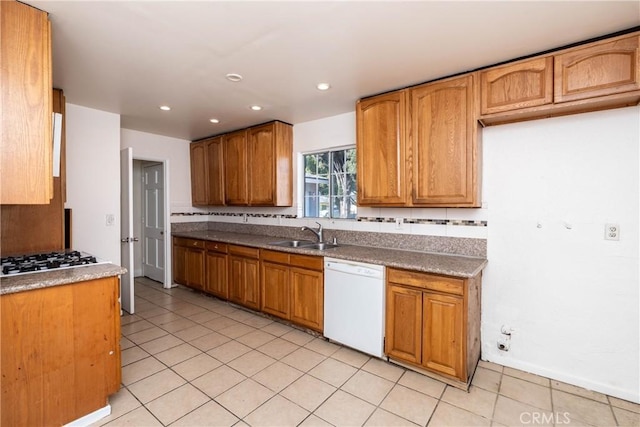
[395,217,404,229]
[106,214,115,226]
[605,223,620,241]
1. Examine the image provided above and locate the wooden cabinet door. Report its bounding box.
[480,57,553,114]
[228,255,244,304]
[243,258,260,310]
[555,35,640,103]
[411,75,479,206]
[261,261,290,319]
[1,0,53,204]
[356,91,408,205]
[206,251,228,298]
[385,284,422,364]
[173,243,188,286]
[224,130,248,205]
[190,141,208,206]
[422,292,464,380]
[186,248,205,290]
[247,123,276,206]
[290,267,323,332]
[205,136,225,205]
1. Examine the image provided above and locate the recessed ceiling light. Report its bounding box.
[250,105,262,111]
[159,105,171,111]
[316,83,331,91]
[209,118,220,124]
[226,73,243,82]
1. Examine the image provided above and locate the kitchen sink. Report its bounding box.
[299,242,339,250]
[268,240,315,248]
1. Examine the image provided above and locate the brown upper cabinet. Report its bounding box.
[1,0,53,204]
[191,121,293,207]
[356,75,480,207]
[480,32,640,125]
[480,56,554,115]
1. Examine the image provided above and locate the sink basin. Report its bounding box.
[299,242,339,250]
[268,240,314,248]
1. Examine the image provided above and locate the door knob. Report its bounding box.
[121,237,130,243]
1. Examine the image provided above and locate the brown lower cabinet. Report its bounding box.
[205,241,228,298]
[260,249,324,332]
[228,245,260,310]
[1,276,121,426]
[172,237,205,290]
[385,268,481,386]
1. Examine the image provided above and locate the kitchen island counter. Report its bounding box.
[172,229,487,278]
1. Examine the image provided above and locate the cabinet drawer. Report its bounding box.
[261,249,290,264]
[290,254,323,271]
[206,241,228,253]
[174,237,205,249]
[387,268,464,296]
[229,244,259,259]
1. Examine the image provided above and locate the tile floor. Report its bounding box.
[94,277,640,426]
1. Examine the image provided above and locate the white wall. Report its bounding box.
[482,106,640,403]
[65,104,121,263]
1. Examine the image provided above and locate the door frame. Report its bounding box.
[124,154,172,289]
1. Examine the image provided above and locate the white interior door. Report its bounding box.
[143,163,165,282]
[120,148,135,314]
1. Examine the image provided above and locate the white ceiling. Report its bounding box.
[26,1,640,141]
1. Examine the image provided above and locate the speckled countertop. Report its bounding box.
[173,230,487,278]
[0,263,127,295]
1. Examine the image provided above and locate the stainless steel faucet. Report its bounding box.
[301,221,323,242]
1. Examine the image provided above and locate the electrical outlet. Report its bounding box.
[605,223,620,241]
[106,214,115,226]
[395,217,404,229]
[243,214,248,223]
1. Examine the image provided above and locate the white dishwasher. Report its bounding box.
[324,257,385,358]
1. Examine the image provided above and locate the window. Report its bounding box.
[303,148,357,219]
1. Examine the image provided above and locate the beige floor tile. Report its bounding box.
[226,309,257,323]
[186,310,221,324]
[279,329,315,346]
[252,361,303,392]
[127,326,169,345]
[189,331,231,351]
[240,315,274,329]
[121,319,154,336]
[261,321,294,337]
[121,357,165,386]
[155,342,201,366]
[281,347,326,372]
[305,338,341,356]
[478,360,504,373]
[120,346,150,366]
[139,334,184,355]
[119,336,135,350]
[341,370,395,405]
[244,395,310,427]
[256,337,300,359]
[173,324,213,341]
[550,380,609,404]
[236,329,276,348]
[552,389,617,426]
[203,316,240,331]
[610,396,640,414]
[442,385,497,419]
[315,390,376,426]
[159,317,198,333]
[503,367,550,387]
[364,408,419,426]
[380,384,438,426]
[207,340,252,363]
[398,370,447,399]
[331,347,371,368]
[209,304,239,316]
[146,311,184,326]
[170,400,238,427]
[172,353,222,381]
[493,395,553,427]
[227,350,276,376]
[362,358,405,382]
[137,306,171,319]
[298,414,334,427]
[214,379,275,419]
[127,369,186,403]
[146,383,209,425]
[613,406,640,426]
[428,402,491,427]
[281,375,337,412]
[472,366,502,393]
[218,323,257,339]
[93,387,141,426]
[308,357,357,387]
[102,406,162,426]
[171,303,207,317]
[500,375,551,410]
[120,314,143,326]
[192,365,246,398]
